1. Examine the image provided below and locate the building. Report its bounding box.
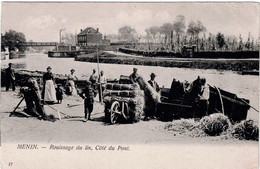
[77,27,110,47]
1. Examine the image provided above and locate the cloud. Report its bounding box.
[114,10,171,35]
[22,15,64,42]
[24,15,58,30]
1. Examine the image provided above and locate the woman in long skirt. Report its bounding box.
[66,69,78,95]
[42,66,57,103]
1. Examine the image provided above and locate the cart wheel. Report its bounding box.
[110,101,120,124]
[122,102,129,120]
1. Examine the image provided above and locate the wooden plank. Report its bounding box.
[159,102,192,108]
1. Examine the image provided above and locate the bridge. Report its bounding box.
[20,42,58,46]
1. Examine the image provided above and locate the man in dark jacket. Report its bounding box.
[148,73,160,93]
[145,73,160,121]
[129,68,139,83]
[6,63,16,91]
[80,80,96,122]
[22,78,47,120]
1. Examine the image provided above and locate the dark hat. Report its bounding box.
[150,73,156,77]
[133,68,138,71]
[71,69,75,72]
[200,78,206,85]
[86,80,91,85]
[8,63,12,65]
[47,66,52,70]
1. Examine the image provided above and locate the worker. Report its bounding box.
[148,73,160,93]
[66,69,78,95]
[194,78,210,118]
[89,69,98,96]
[129,68,139,83]
[98,70,107,102]
[42,66,57,103]
[22,78,47,120]
[80,80,96,122]
[5,63,16,91]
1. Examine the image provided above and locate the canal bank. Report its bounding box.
[75,52,259,72]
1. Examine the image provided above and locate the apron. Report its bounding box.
[44,80,57,102]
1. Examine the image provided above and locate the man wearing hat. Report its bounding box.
[148,73,160,93]
[89,69,98,96]
[129,68,139,83]
[194,78,210,118]
[80,80,97,122]
[5,63,16,91]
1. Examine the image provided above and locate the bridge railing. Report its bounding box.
[20,42,58,46]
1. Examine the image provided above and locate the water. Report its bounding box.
[2,53,259,120]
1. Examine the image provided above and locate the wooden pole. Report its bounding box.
[10,97,25,117]
[214,86,225,115]
[96,47,103,102]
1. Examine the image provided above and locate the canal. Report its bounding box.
[1,53,258,120]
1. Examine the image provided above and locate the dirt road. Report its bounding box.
[1,88,258,169]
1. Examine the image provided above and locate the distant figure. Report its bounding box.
[129,68,139,83]
[42,66,57,103]
[148,73,160,93]
[98,70,107,102]
[89,69,98,96]
[56,84,64,104]
[80,80,96,122]
[194,78,210,118]
[6,63,16,91]
[22,78,47,120]
[66,69,78,95]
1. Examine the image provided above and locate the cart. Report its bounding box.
[103,75,142,124]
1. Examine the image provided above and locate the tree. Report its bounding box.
[187,20,206,51]
[2,30,26,53]
[173,15,186,51]
[118,26,137,43]
[62,32,76,45]
[187,20,206,40]
[160,23,174,37]
[216,32,225,50]
[145,26,160,43]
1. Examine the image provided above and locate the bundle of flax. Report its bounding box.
[231,120,259,141]
[103,87,145,123]
[103,90,137,98]
[136,76,161,117]
[105,83,140,90]
[200,113,231,136]
[165,119,206,137]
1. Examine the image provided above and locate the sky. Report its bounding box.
[1,2,259,42]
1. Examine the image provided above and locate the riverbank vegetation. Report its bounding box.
[75,52,259,72]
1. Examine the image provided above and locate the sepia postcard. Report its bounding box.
[0,2,259,169]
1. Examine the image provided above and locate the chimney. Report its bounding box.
[96,28,99,33]
[80,29,83,33]
[104,36,106,40]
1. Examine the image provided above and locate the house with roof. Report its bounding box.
[77,27,110,47]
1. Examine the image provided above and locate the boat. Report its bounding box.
[158,77,250,122]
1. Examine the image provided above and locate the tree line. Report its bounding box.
[108,15,258,52]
